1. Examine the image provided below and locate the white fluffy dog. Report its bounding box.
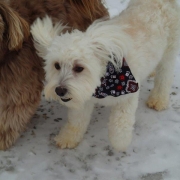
[31,0,180,151]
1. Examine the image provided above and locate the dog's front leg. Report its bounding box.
[55,101,94,149]
[108,93,139,152]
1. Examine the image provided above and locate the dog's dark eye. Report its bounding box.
[54,62,61,70]
[73,66,84,73]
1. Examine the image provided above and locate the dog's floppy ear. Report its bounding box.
[0,2,29,51]
[91,40,124,69]
[31,16,67,59]
[86,19,131,69]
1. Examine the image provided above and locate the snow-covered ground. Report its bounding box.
[0,1,180,180]
[104,0,130,17]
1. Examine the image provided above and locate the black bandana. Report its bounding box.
[93,58,139,99]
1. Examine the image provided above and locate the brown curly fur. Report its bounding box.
[0,0,108,150]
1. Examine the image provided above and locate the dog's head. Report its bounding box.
[31,16,130,109]
[0,2,29,55]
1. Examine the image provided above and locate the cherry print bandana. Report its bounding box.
[93,58,139,99]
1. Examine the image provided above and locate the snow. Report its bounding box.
[104,0,130,17]
[0,1,180,180]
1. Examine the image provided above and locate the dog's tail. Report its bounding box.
[31,16,67,58]
[0,1,29,51]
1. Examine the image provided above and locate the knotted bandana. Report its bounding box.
[93,58,139,99]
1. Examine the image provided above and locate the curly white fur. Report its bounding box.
[31,0,180,151]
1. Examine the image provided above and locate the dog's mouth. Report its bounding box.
[61,98,72,102]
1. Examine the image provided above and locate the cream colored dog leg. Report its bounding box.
[147,50,177,111]
[108,93,139,152]
[55,101,94,149]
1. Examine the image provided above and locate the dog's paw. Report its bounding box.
[54,124,83,149]
[147,94,169,111]
[109,127,133,152]
[148,71,156,78]
[55,135,79,149]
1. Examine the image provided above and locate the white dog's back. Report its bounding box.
[96,0,180,81]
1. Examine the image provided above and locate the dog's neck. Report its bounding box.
[93,58,139,99]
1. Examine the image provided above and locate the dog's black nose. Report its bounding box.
[55,87,67,97]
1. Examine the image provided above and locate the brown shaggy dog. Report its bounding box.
[0,0,108,150]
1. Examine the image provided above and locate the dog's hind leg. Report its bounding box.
[0,62,43,150]
[147,11,180,111]
[108,92,139,152]
[55,101,94,149]
[147,47,179,111]
[0,97,41,150]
